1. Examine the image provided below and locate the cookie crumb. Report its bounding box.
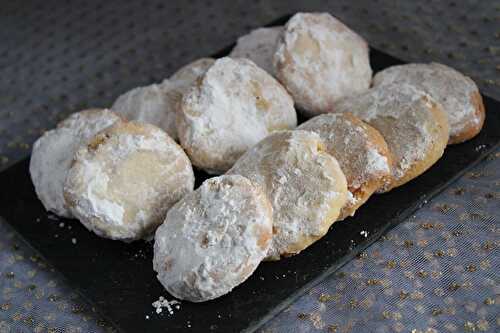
[475,144,487,152]
[152,296,180,315]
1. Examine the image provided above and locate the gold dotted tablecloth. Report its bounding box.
[0,0,499,332]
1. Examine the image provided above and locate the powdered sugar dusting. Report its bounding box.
[373,62,481,140]
[227,130,348,260]
[168,58,215,89]
[274,12,372,116]
[111,58,215,142]
[29,109,121,218]
[229,26,283,76]
[111,83,179,140]
[178,57,297,173]
[298,113,392,218]
[333,83,449,187]
[153,175,272,302]
[64,121,195,241]
[366,146,390,174]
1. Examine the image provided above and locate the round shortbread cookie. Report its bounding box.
[153,175,273,302]
[298,113,393,219]
[29,109,122,218]
[227,130,348,260]
[177,57,297,174]
[111,83,179,140]
[111,58,214,141]
[64,121,195,241]
[373,62,485,144]
[169,58,215,89]
[274,12,372,117]
[229,26,283,76]
[333,84,449,191]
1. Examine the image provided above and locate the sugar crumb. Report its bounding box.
[475,144,486,152]
[152,296,180,316]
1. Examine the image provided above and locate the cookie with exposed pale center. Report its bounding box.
[274,12,372,117]
[227,130,348,260]
[153,175,273,302]
[30,109,122,218]
[177,57,297,174]
[64,121,194,241]
[298,113,393,219]
[229,26,283,76]
[373,62,485,144]
[333,83,449,191]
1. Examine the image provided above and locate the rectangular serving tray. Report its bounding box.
[1,14,499,333]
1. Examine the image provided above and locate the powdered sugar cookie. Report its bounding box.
[177,57,297,174]
[227,130,348,260]
[298,113,393,219]
[153,175,272,302]
[333,84,449,191]
[274,12,372,117]
[229,26,283,76]
[64,121,194,241]
[373,62,485,144]
[169,58,215,89]
[111,58,214,141]
[111,83,179,140]
[29,109,122,218]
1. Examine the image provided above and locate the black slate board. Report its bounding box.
[1,14,500,333]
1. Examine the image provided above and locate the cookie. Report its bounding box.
[333,84,449,191]
[229,26,283,76]
[177,57,297,174]
[111,83,178,140]
[64,121,194,241]
[111,58,215,141]
[227,130,348,260]
[153,175,272,302]
[298,113,393,219]
[373,62,485,144]
[29,109,122,218]
[274,12,372,117]
[169,58,215,89]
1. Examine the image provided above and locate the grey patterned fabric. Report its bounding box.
[0,221,117,332]
[0,0,499,332]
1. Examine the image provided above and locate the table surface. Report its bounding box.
[0,1,499,332]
